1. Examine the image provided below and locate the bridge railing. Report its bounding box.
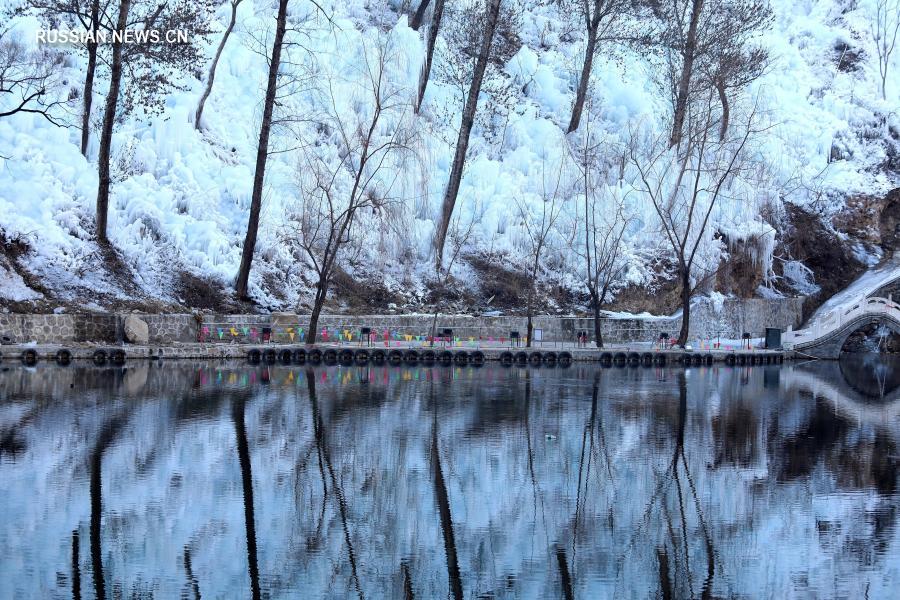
[784,296,900,348]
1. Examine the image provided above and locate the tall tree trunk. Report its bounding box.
[432,421,463,600]
[677,267,691,346]
[80,0,100,156]
[95,0,131,245]
[716,78,729,141]
[235,0,289,299]
[526,257,539,347]
[195,0,242,130]
[90,416,125,600]
[416,0,445,113]
[556,546,575,600]
[567,21,598,133]
[233,397,261,600]
[433,0,502,271]
[669,0,704,148]
[591,290,604,348]
[306,276,329,345]
[72,529,81,600]
[410,0,431,30]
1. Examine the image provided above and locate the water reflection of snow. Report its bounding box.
[0,362,898,598]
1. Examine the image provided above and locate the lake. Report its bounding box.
[1,357,899,599]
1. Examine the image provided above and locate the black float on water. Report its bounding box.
[323,349,338,364]
[110,349,126,365]
[21,349,37,366]
[279,349,293,364]
[515,351,528,366]
[92,349,107,366]
[339,349,354,365]
[293,348,307,364]
[404,350,419,364]
[471,351,485,366]
[422,350,436,364]
[263,349,277,364]
[248,349,262,364]
[388,349,403,365]
[440,350,453,365]
[454,351,469,364]
[354,349,369,364]
[499,351,513,366]
[308,348,323,363]
[56,349,71,366]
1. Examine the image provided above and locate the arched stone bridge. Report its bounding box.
[784,297,900,359]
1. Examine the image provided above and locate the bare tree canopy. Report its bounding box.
[283,37,415,342]
[568,114,633,348]
[649,0,772,146]
[870,0,900,100]
[631,94,767,345]
[0,29,68,125]
[515,151,566,346]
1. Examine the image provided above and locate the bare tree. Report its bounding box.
[0,29,68,125]
[415,0,445,113]
[433,0,503,272]
[427,199,482,345]
[94,0,214,244]
[235,0,290,298]
[410,0,431,30]
[565,0,635,133]
[82,0,100,154]
[285,39,414,344]
[630,94,763,346]
[94,0,132,245]
[20,0,101,154]
[568,118,632,348]
[651,0,771,147]
[871,0,900,101]
[195,0,244,130]
[515,160,565,347]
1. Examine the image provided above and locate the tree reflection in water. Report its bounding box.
[0,360,899,598]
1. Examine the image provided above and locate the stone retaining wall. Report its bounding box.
[0,297,805,345]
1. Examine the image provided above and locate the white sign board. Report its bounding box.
[533,328,543,342]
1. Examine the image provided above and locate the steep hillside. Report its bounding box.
[0,0,898,314]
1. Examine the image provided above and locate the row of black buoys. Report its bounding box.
[92,349,126,366]
[723,353,785,366]
[244,347,587,368]
[497,350,572,368]
[678,354,714,366]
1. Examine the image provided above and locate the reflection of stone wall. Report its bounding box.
[0,297,805,345]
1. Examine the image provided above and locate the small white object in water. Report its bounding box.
[545,434,557,441]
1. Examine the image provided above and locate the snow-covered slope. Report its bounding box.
[0,0,897,310]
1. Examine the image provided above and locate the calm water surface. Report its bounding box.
[1,357,900,599]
